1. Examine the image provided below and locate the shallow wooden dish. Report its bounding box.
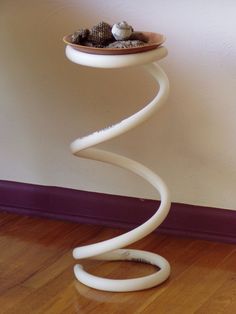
[63,32,165,55]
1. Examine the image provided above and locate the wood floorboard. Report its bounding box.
[0,211,235,314]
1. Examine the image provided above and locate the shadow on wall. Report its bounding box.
[2,1,236,209]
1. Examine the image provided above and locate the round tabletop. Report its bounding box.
[65,45,168,69]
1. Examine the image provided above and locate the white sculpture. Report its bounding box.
[65,45,171,292]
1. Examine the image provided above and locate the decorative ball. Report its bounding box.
[71,28,89,44]
[111,21,133,41]
[88,21,114,45]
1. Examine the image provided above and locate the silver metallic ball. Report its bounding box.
[111,21,133,41]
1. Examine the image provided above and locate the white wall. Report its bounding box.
[1,0,236,210]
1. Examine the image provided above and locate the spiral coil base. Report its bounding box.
[65,46,171,292]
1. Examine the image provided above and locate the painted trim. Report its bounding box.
[0,180,235,244]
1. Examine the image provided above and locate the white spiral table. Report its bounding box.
[65,45,171,292]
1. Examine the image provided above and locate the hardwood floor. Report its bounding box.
[0,211,235,314]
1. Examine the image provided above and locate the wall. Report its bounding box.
[1,0,236,210]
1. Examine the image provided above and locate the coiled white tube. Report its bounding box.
[66,46,171,292]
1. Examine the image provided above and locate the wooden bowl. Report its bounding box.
[63,32,165,55]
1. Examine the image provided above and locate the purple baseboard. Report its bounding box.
[0,180,235,244]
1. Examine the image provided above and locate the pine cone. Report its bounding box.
[71,28,89,44]
[88,22,114,45]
